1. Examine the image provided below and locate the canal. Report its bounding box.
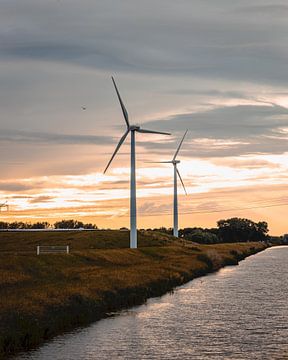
[15,246,288,359]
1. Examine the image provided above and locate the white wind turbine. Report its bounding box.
[151,130,188,237]
[104,77,170,248]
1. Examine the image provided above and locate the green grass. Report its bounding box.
[0,230,268,358]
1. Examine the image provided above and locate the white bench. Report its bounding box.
[36,245,69,255]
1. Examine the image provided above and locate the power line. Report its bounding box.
[117,200,288,218]
[180,202,288,215]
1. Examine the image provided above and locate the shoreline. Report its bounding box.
[1,241,268,358]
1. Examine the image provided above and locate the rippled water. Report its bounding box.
[15,246,288,360]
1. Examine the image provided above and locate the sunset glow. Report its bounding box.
[1,1,288,235]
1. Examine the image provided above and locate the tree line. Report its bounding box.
[0,219,98,230]
[0,217,273,244]
[153,217,269,244]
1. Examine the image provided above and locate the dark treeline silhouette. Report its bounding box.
[217,218,268,243]
[0,217,272,243]
[0,219,98,230]
[179,227,220,244]
[154,217,270,244]
[54,219,97,229]
[0,221,50,229]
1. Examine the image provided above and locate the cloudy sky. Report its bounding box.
[1,0,288,234]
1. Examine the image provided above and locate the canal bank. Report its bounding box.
[1,241,267,358]
[14,245,286,360]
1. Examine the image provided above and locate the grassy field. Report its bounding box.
[0,230,267,358]
[0,229,177,253]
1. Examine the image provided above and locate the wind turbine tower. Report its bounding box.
[104,77,170,248]
[151,130,188,237]
[172,130,188,237]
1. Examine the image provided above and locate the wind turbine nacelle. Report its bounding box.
[129,125,140,131]
[172,160,180,164]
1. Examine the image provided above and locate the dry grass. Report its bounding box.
[0,230,176,254]
[0,230,267,357]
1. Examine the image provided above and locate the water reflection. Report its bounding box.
[15,247,288,360]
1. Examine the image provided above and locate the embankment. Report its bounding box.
[0,232,268,358]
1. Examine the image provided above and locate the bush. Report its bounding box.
[180,228,220,244]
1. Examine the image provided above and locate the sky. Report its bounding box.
[0,0,288,234]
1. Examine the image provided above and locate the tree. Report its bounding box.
[217,217,269,242]
[54,219,97,229]
[82,223,98,229]
[31,222,51,229]
[8,221,27,229]
[255,221,269,240]
[0,221,8,229]
[179,227,220,244]
[54,219,84,229]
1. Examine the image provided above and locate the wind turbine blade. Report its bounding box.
[103,129,129,174]
[111,76,130,128]
[176,167,187,195]
[137,128,171,135]
[173,129,188,161]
